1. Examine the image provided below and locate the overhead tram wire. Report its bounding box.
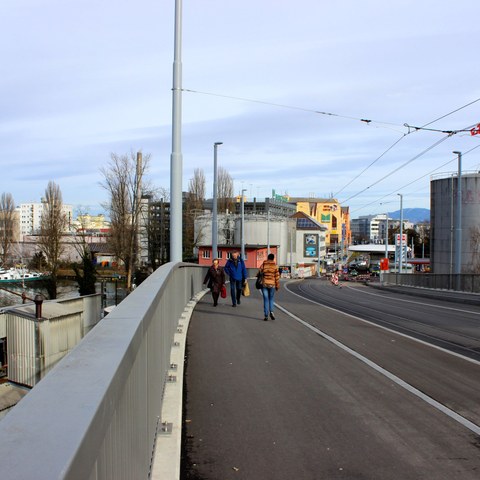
[183,89,480,134]
[340,134,453,204]
[333,98,480,197]
[183,87,480,205]
[351,143,480,214]
[332,134,407,198]
[182,88,405,129]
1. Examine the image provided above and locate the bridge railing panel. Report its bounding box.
[0,262,206,480]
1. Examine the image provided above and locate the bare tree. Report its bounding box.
[217,166,234,213]
[38,181,68,299]
[71,208,97,296]
[188,168,206,208]
[184,169,207,260]
[100,151,150,291]
[0,192,16,266]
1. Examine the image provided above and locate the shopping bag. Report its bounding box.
[242,281,250,297]
[220,285,227,298]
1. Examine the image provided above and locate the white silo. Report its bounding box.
[431,172,480,274]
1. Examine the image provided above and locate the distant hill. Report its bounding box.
[387,208,430,223]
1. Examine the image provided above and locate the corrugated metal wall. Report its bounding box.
[3,294,102,387]
[5,313,37,386]
[0,314,6,338]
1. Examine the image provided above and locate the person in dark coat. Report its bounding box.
[224,251,248,307]
[203,258,226,306]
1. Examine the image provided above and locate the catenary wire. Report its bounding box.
[183,88,480,135]
[340,135,453,204]
[350,143,480,214]
[333,100,480,197]
[183,87,480,205]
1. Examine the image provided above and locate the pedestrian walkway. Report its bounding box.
[182,282,480,480]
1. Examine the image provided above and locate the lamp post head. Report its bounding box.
[214,142,223,147]
[453,150,461,155]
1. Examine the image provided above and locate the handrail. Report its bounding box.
[0,262,206,479]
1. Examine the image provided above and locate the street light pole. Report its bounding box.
[240,189,247,260]
[170,0,183,262]
[267,209,270,255]
[398,194,403,274]
[212,142,222,260]
[385,213,389,267]
[453,151,462,288]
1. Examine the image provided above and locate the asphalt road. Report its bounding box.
[181,280,480,480]
[287,278,480,361]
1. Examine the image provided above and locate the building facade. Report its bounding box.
[289,197,350,251]
[18,201,73,239]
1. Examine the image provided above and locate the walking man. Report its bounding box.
[224,251,248,307]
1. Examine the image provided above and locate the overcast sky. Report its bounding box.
[1,0,479,218]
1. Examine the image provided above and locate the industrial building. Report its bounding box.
[0,294,102,388]
[431,172,480,274]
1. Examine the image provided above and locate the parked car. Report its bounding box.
[369,264,380,277]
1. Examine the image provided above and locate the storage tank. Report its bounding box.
[431,172,480,274]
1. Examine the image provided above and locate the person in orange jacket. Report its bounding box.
[258,253,280,321]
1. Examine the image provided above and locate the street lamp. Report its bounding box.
[453,151,462,288]
[212,142,222,260]
[170,0,183,262]
[384,213,389,267]
[241,188,247,260]
[267,209,270,255]
[398,193,403,274]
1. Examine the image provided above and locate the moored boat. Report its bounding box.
[0,267,48,283]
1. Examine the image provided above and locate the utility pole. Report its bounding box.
[453,151,462,290]
[212,142,222,260]
[170,0,183,262]
[240,189,247,260]
[398,194,403,274]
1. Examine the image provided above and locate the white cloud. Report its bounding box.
[1,0,479,217]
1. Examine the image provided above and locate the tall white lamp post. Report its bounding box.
[212,142,222,260]
[170,0,183,262]
[398,194,403,274]
[241,189,247,260]
[453,151,462,289]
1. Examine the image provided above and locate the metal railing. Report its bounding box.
[0,262,206,480]
[382,272,480,293]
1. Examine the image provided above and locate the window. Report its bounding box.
[202,250,211,259]
[217,251,222,259]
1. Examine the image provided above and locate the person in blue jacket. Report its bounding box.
[224,251,248,307]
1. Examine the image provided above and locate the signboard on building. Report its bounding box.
[271,189,289,202]
[304,233,318,257]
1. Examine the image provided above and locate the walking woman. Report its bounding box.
[203,259,226,307]
[258,253,280,321]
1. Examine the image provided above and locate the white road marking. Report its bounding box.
[276,301,480,436]
[283,282,480,366]
[341,283,480,316]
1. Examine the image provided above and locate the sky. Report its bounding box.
[1,0,479,218]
